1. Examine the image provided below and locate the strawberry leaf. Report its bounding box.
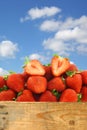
[22,56,30,68]
[66,71,76,77]
[77,94,82,102]
[17,91,23,97]
[52,89,61,99]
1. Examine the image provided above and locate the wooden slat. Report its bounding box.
[0,102,87,130]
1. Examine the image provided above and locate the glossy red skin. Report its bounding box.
[27,76,47,94]
[66,74,82,93]
[81,86,87,102]
[81,70,87,85]
[66,63,78,71]
[39,90,57,102]
[47,77,66,92]
[7,73,25,92]
[0,89,16,101]
[59,89,78,102]
[44,65,53,81]
[16,89,35,102]
[0,76,6,88]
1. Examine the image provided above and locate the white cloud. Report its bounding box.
[29,53,49,63]
[42,15,87,56]
[0,68,9,76]
[40,19,61,32]
[20,6,61,22]
[0,40,19,58]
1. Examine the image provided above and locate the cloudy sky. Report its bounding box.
[0,0,87,75]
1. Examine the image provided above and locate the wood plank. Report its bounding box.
[0,102,87,130]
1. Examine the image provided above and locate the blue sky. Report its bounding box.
[0,0,87,75]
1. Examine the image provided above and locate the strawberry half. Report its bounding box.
[27,76,47,94]
[51,55,70,76]
[24,59,45,76]
[59,88,78,102]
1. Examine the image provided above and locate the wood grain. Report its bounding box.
[0,102,87,130]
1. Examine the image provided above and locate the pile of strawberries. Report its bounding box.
[0,55,87,102]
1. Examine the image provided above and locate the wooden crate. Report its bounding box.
[0,102,87,130]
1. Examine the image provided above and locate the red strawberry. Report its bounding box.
[51,55,70,76]
[81,86,87,102]
[27,76,47,94]
[0,89,16,101]
[66,73,82,93]
[44,65,53,81]
[59,89,78,102]
[39,90,57,102]
[66,63,78,71]
[6,73,25,92]
[16,89,35,102]
[24,59,45,76]
[81,70,87,85]
[0,76,6,88]
[21,71,29,82]
[47,77,66,92]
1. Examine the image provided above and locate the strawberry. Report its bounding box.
[59,88,78,102]
[24,59,45,76]
[44,65,53,81]
[0,89,16,101]
[16,89,35,102]
[66,63,78,71]
[47,77,66,92]
[81,70,87,85]
[6,73,25,92]
[80,86,87,102]
[27,76,47,94]
[51,55,70,76]
[21,71,29,82]
[0,76,6,88]
[39,90,57,102]
[66,73,82,93]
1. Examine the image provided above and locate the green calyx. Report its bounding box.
[77,94,82,102]
[52,89,61,99]
[22,56,30,68]
[0,85,9,92]
[66,71,76,77]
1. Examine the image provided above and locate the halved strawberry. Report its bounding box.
[51,55,70,76]
[27,76,47,94]
[24,59,45,76]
